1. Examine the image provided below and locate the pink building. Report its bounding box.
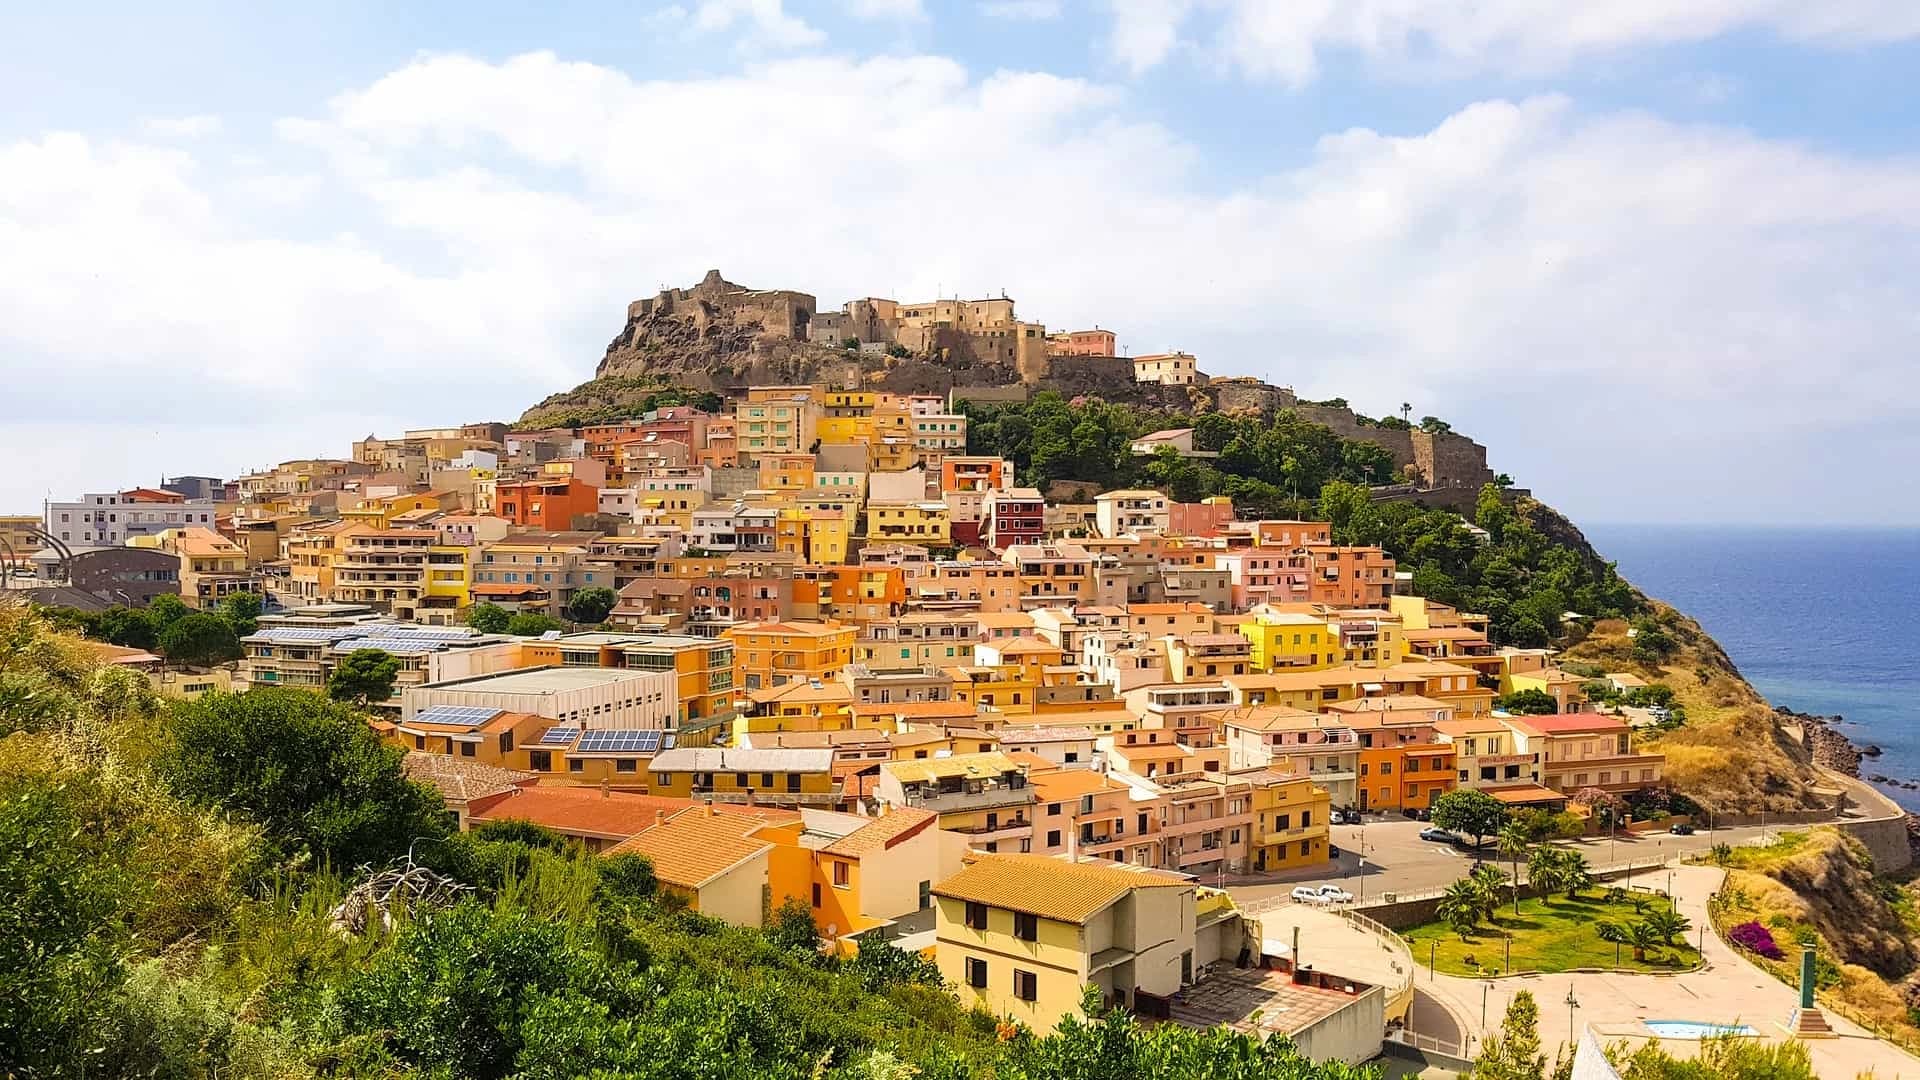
[1168,499,1234,538]
[1028,769,1163,866]
[1215,547,1311,609]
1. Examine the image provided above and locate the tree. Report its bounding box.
[1468,863,1510,922]
[161,688,447,868]
[1431,789,1510,855]
[1497,823,1530,914]
[1419,416,1453,435]
[1438,879,1484,939]
[1643,908,1690,947]
[1623,919,1661,962]
[1611,1033,1816,1079]
[328,648,402,707]
[158,612,241,668]
[1597,920,1631,964]
[91,606,158,650]
[767,897,819,952]
[219,590,263,637]
[1558,851,1594,899]
[564,586,617,626]
[1528,846,1567,903]
[1472,989,1545,1080]
[145,593,190,630]
[466,602,510,634]
[1496,688,1559,715]
[506,612,566,636]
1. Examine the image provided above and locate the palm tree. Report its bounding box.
[1643,908,1690,947]
[1527,847,1565,903]
[1497,823,1530,914]
[1438,878,1483,939]
[1560,852,1594,899]
[1596,921,1630,965]
[1625,919,1662,962]
[1468,863,1510,923]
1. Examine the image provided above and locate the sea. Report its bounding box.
[1585,525,1920,810]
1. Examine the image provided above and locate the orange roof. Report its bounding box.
[1110,743,1189,763]
[851,700,977,719]
[1504,714,1630,737]
[821,806,937,857]
[1483,783,1568,806]
[1003,750,1060,774]
[468,785,788,841]
[1031,770,1127,801]
[606,808,777,888]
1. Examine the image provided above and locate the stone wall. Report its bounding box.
[1211,377,1297,415]
[627,269,816,343]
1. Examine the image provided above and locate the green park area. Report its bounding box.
[1403,888,1701,977]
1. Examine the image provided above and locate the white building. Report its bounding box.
[1093,490,1170,539]
[403,665,676,729]
[45,491,220,547]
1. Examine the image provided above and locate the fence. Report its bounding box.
[1339,907,1416,1020]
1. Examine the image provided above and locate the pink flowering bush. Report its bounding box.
[1728,920,1784,960]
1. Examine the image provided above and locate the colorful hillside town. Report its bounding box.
[13,374,1899,1076]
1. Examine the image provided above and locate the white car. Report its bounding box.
[1290,884,1355,905]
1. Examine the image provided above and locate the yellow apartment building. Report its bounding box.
[724,620,857,692]
[866,502,951,546]
[1237,768,1332,872]
[933,854,1206,1031]
[759,453,816,492]
[738,387,820,463]
[734,679,855,739]
[647,746,839,807]
[1235,610,1342,671]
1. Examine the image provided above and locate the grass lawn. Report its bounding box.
[1402,892,1701,977]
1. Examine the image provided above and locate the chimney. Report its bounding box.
[600,778,610,799]
[654,809,666,828]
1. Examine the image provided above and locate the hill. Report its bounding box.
[0,605,1377,1080]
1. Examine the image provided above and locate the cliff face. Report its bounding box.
[595,269,851,388]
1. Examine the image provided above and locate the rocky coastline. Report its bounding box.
[1780,705,1920,857]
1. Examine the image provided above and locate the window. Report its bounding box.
[458,742,475,757]
[1047,829,1061,847]
[812,883,822,906]
[964,901,988,930]
[1301,810,1312,827]
[918,880,931,910]
[569,758,585,773]
[966,958,988,988]
[1012,969,1038,1001]
[1047,802,1062,816]
[528,750,552,772]
[1013,911,1038,941]
[616,759,637,773]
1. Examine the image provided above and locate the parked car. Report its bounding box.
[1290,884,1354,904]
[1401,807,1421,820]
[1669,823,1696,835]
[1332,808,1362,825]
[1419,826,1461,844]
[1328,844,1342,859]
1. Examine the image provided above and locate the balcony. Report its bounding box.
[950,818,1033,842]
[897,786,1033,815]
[698,789,840,807]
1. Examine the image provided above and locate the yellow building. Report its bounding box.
[724,620,857,692]
[149,527,253,609]
[759,453,817,492]
[521,632,737,730]
[866,502,951,546]
[647,746,839,807]
[423,543,473,617]
[1237,769,1332,873]
[734,679,855,739]
[1235,609,1341,671]
[738,387,820,463]
[946,665,1040,715]
[933,854,1208,1031]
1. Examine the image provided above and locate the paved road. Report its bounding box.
[1228,816,1787,908]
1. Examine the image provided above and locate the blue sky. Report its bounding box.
[2,1,1917,525]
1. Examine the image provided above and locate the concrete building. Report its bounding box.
[45,489,219,546]
[933,854,1216,1031]
[403,666,676,729]
[1094,490,1170,538]
[1132,352,1198,385]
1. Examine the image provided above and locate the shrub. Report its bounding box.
[1728,920,1784,960]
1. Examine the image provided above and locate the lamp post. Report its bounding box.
[1481,981,1490,1033]
[1668,870,1676,912]
[1564,989,1581,1050]
[1430,941,1436,980]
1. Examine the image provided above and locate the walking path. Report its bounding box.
[1416,863,1919,1078]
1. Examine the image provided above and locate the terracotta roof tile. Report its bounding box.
[821,806,937,857]
[932,853,1187,924]
[605,808,776,888]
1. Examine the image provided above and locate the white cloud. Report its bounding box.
[140,114,223,138]
[657,0,824,51]
[845,0,926,19]
[1107,0,1920,84]
[2,52,1918,522]
[980,0,1061,20]
[1106,0,1192,73]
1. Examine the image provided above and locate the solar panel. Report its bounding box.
[575,729,663,754]
[412,704,505,728]
[536,726,580,746]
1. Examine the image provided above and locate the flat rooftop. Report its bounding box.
[420,666,662,695]
[1169,966,1371,1038]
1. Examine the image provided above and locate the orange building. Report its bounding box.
[496,477,601,531]
[828,565,906,624]
[1302,545,1397,608]
[724,620,858,692]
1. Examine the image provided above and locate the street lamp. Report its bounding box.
[1482,981,1490,1033]
[1564,989,1581,1049]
